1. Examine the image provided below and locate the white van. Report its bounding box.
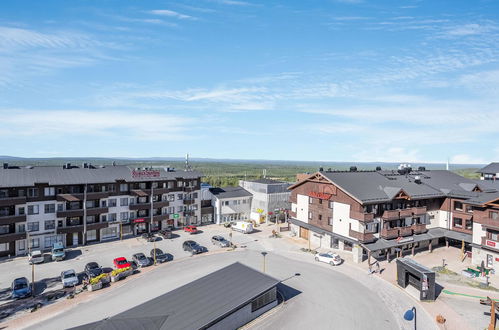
[231,221,254,234]
[28,250,44,264]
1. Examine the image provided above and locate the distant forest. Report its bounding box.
[0,157,481,187]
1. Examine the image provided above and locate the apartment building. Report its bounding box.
[288,166,487,263]
[210,187,252,224]
[239,178,291,223]
[0,163,202,257]
[478,163,499,181]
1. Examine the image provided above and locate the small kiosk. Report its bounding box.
[396,258,436,301]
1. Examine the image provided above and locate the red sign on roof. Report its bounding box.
[309,191,332,200]
[132,170,160,179]
[133,218,145,223]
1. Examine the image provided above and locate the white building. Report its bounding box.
[239,179,291,223]
[210,187,252,224]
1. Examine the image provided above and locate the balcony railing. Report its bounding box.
[381,227,399,239]
[86,207,109,216]
[183,199,196,205]
[129,203,151,211]
[349,228,376,243]
[0,196,27,207]
[0,232,27,244]
[0,214,27,225]
[350,210,375,222]
[399,208,413,218]
[382,210,400,220]
[413,206,427,215]
[57,209,84,218]
[399,227,413,237]
[411,223,427,234]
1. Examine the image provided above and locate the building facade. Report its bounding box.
[239,179,291,223]
[209,187,252,224]
[478,163,499,181]
[288,167,487,263]
[0,163,202,257]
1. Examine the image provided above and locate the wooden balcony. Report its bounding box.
[153,214,169,222]
[381,227,399,239]
[153,200,170,208]
[0,214,26,225]
[0,232,26,244]
[382,210,400,220]
[129,203,151,211]
[87,207,109,216]
[412,223,428,234]
[349,210,375,222]
[476,216,499,229]
[57,225,84,234]
[413,206,427,215]
[0,196,27,207]
[399,208,413,218]
[57,209,84,218]
[399,227,413,237]
[349,229,376,243]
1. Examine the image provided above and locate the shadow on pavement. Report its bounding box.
[65,249,83,260]
[277,282,302,302]
[435,282,444,299]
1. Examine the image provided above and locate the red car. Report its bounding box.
[184,225,198,234]
[113,257,131,269]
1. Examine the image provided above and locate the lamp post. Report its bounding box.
[403,306,416,330]
[153,238,157,266]
[27,230,35,297]
[261,251,268,273]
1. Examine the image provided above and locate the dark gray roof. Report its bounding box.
[318,170,488,204]
[209,186,252,199]
[478,163,499,174]
[247,178,288,185]
[70,262,279,330]
[0,165,202,187]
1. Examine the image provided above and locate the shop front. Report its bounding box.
[133,218,148,235]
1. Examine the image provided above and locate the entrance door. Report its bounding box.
[299,227,309,240]
[72,233,78,246]
[487,254,493,268]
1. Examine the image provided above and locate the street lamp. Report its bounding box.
[27,230,35,297]
[403,306,416,330]
[261,251,268,273]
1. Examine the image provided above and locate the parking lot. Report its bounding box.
[0,224,259,305]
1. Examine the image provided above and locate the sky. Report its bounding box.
[0,0,498,164]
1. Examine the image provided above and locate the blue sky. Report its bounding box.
[0,0,498,163]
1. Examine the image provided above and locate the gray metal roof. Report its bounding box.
[70,262,279,330]
[209,186,252,199]
[0,165,202,187]
[318,170,490,204]
[247,178,288,185]
[478,163,499,174]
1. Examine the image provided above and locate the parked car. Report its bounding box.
[158,229,173,239]
[315,252,342,266]
[61,269,78,288]
[113,257,131,269]
[182,240,204,254]
[184,225,198,234]
[51,242,66,261]
[211,235,230,247]
[231,221,253,234]
[11,277,31,299]
[150,248,170,263]
[132,253,151,268]
[28,250,44,264]
[141,233,156,242]
[84,262,103,278]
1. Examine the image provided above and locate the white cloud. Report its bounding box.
[443,23,497,37]
[0,26,94,50]
[149,10,194,20]
[212,0,253,6]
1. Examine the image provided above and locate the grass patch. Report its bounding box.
[432,266,458,276]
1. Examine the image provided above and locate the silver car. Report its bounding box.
[132,253,151,268]
[61,269,78,287]
[211,235,230,247]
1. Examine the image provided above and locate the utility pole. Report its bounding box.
[83,184,87,245]
[261,251,268,273]
[27,230,35,297]
[153,239,157,266]
[149,183,154,234]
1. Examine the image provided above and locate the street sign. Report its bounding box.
[173,213,179,219]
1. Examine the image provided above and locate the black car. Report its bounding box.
[84,262,103,278]
[150,248,170,263]
[182,240,204,254]
[158,229,172,239]
[141,233,156,242]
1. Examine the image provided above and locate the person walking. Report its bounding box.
[376,261,380,273]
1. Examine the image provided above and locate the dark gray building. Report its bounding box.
[71,262,280,330]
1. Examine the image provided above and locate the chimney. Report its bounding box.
[2,163,8,169]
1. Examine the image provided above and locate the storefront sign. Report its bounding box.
[256,208,264,214]
[172,213,180,219]
[131,169,161,178]
[309,191,332,200]
[133,218,145,223]
[486,240,496,248]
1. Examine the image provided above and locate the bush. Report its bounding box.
[110,266,131,277]
[89,273,108,285]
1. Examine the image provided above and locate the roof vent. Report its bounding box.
[112,161,116,166]
[418,166,426,171]
[350,166,357,172]
[376,166,382,171]
[2,163,8,169]
[319,167,324,172]
[414,176,422,184]
[397,163,412,175]
[83,163,88,168]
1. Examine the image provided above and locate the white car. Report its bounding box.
[315,252,342,266]
[61,269,78,288]
[28,250,44,264]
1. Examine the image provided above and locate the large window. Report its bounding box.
[27,205,39,215]
[120,198,128,206]
[28,188,38,198]
[29,238,40,249]
[453,217,463,228]
[454,201,463,211]
[251,287,277,312]
[120,212,129,221]
[490,211,499,220]
[101,227,118,240]
[119,184,128,192]
[0,225,9,234]
[0,243,9,252]
[44,204,55,214]
[465,219,473,230]
[44,187,55,196]
[108,199,117,207]
[27,222,39,232]
[44,220,55,230]
[87,230,97,241]
[44,235,60,248]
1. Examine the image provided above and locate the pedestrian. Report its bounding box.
[376,261,380,273]
[368,262,373,275]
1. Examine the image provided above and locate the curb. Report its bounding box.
[442,289,499,301]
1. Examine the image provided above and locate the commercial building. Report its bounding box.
[71,262,280,330]
[478,163,499,181]
[239,178,291,223]
[0,163,202,257]
[210,186,252,224]
[288,165,493,263]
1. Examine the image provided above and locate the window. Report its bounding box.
[318,214,322,221]
[0,190,7,198]
[108,184,116,192]
[44,236,59,248]
[168,181,174,189]
[329,201,334,209]
[152,182,158,188]
[27,205,39,215]
[86,200,96,208]
[120,212,129,221]
[251,288,277,312]
[101,200,107,207]
[109,213,117,222]
[27,222,39,232]
[18,223,25,233]
[454,201,463,211]
[177,193,183,200]
[177,180,184,187]
[87,230,97,241]
[465,219,473,230]
[28,188,38,197]
[453,217,463,228]
[18,207,25,215]
[168,194,175,202]
[491,232,499,241]
[44,220,55,230]
[44,204,55,214]
[309,197,313,204]
[86,215,96,224]
[120,198,128,206]
[101,227,118,240]
[29,238,40,249]
[119,184,128,192]
[319,199,322,205]
[101,214,107,222]
[308,211,312,220]
[57,204,63,212]
[69,217,80,226]
[0,243,8,252]
[18,239,25,251]
[108,199,117,207]
[328,217,332,226]
[490,211,499,220]
[0,225,9,234]
[44,187,55,196]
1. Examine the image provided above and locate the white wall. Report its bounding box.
[332,201,351,238]
[473,222,486,245]
[296,194,309,223]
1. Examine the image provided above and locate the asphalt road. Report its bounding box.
[26,248,410,330]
